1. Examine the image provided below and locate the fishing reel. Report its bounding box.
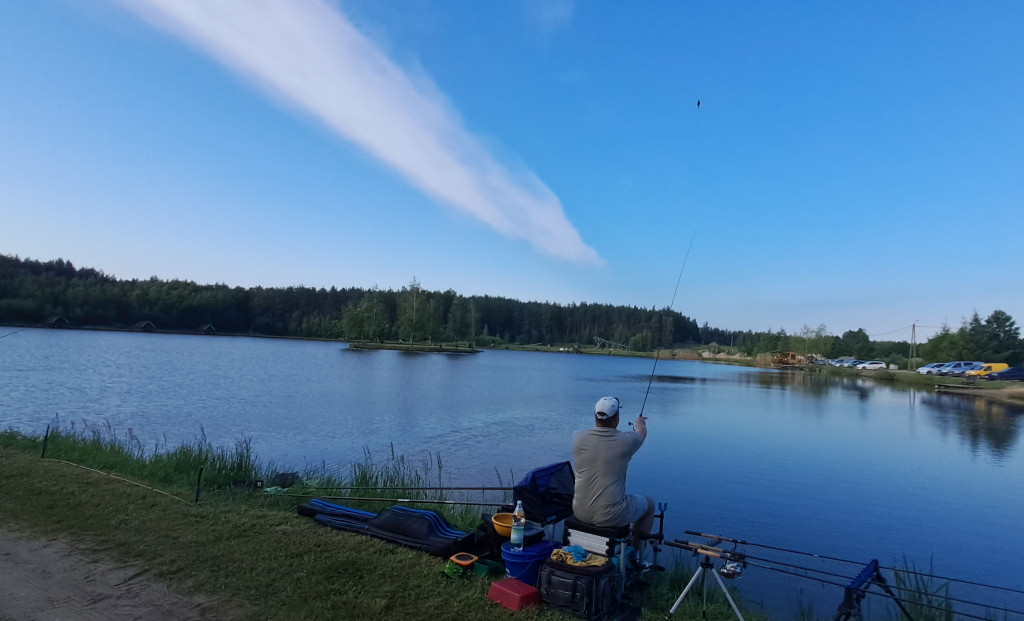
[665,534,748,580]
[719,560,744,579]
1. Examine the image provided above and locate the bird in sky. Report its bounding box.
[697,100,701,109]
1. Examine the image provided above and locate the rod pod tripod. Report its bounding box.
[666,553,745,620]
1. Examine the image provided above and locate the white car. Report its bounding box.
[916,362,946,375]
[856,361,887,370]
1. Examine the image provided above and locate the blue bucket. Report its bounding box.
[501,540,559,586]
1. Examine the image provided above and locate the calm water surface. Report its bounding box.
[3,328,1023,618]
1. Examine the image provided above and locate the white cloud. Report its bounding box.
[122,0,600,265]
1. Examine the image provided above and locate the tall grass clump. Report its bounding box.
[21,419,269,493]
[890,559,955,620]
[298,445,507,530]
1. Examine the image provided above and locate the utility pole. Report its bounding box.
[907,323,917,370]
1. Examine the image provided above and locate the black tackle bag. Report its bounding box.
[537,558,621,619]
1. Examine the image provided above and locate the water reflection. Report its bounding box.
[639,366,1024,460]
[920,393,1023,461]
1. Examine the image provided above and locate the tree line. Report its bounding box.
[1,255,1019,364]
[0,255,702,348]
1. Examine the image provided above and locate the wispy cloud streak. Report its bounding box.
[123,0,601,264]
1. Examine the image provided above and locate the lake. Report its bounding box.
[2,327,1022,618]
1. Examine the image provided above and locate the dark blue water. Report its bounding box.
[3,328,1023,618]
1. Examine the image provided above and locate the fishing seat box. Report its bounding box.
[537,557,621,619]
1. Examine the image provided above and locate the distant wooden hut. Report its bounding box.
[133,320,156,332]
[44,316,70,329]
[770,351,806,367]
[199,324,217,335]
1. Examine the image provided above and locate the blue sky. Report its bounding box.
[1,1,1021,341]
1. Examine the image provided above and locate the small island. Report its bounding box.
[346,341,480,354]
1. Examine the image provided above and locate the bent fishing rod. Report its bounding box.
[638,230,697,419]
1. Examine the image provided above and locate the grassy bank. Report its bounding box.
[0,427,763,621]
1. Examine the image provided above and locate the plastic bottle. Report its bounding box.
[510,500,526,551]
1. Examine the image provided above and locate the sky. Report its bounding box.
[1,1,1022,342]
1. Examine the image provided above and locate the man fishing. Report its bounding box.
[571,396,656,549]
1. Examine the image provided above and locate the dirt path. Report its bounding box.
[0,529,223,621]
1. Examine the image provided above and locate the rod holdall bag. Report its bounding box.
[537,557,621,619]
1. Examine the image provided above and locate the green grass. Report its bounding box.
[0,427,773,620]
[889,559,956,621]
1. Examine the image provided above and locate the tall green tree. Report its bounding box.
[839,328,872,359]
[981,310,1022,364]
[397,278,429,343]
[445,296,471,343]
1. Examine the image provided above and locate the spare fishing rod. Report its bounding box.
[685,529,866,566]
[273,492,506,507]
[686,529,1024,596]
[683,530,1024,620]
[675,535,1024,621]
[711,545,1024,618]
[299,485,512,492]
[638,230,696,418]
[741,557,1004,621]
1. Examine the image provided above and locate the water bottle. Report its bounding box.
[510,500,526,551]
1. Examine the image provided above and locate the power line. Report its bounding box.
[869,325,913,338]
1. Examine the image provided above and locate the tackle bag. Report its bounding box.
[537,557,621,619]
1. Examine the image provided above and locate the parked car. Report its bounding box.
[946,363,984,377]
[916,362,947,375]
[985,367,1024,382]
[935,361,985,376]
[964,363,1009,378]
[856,361,887,370]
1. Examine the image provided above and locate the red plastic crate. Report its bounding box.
[487,577,540,611]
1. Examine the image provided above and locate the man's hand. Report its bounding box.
[634,415,647,439]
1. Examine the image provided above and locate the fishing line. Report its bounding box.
[44,457,189,503]
[875,565,1024,597]
[638,230,696,417]
[0,328,27,339]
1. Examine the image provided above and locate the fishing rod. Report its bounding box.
[0,328,27,339]
[710,545,1024,617]
[273,492,506,507]
[638,230,697,418]
[685,529,866,566]
[299,485,512,492]
[674,537,1023,620]
[687,530,1024,597]
[739,557,1012,621]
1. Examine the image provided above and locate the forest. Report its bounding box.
[1,254,1020,365]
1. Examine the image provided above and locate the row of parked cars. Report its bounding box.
[916,361,1024,381]
[826,359,891,370]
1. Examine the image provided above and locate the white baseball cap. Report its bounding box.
[595,396,620,419]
